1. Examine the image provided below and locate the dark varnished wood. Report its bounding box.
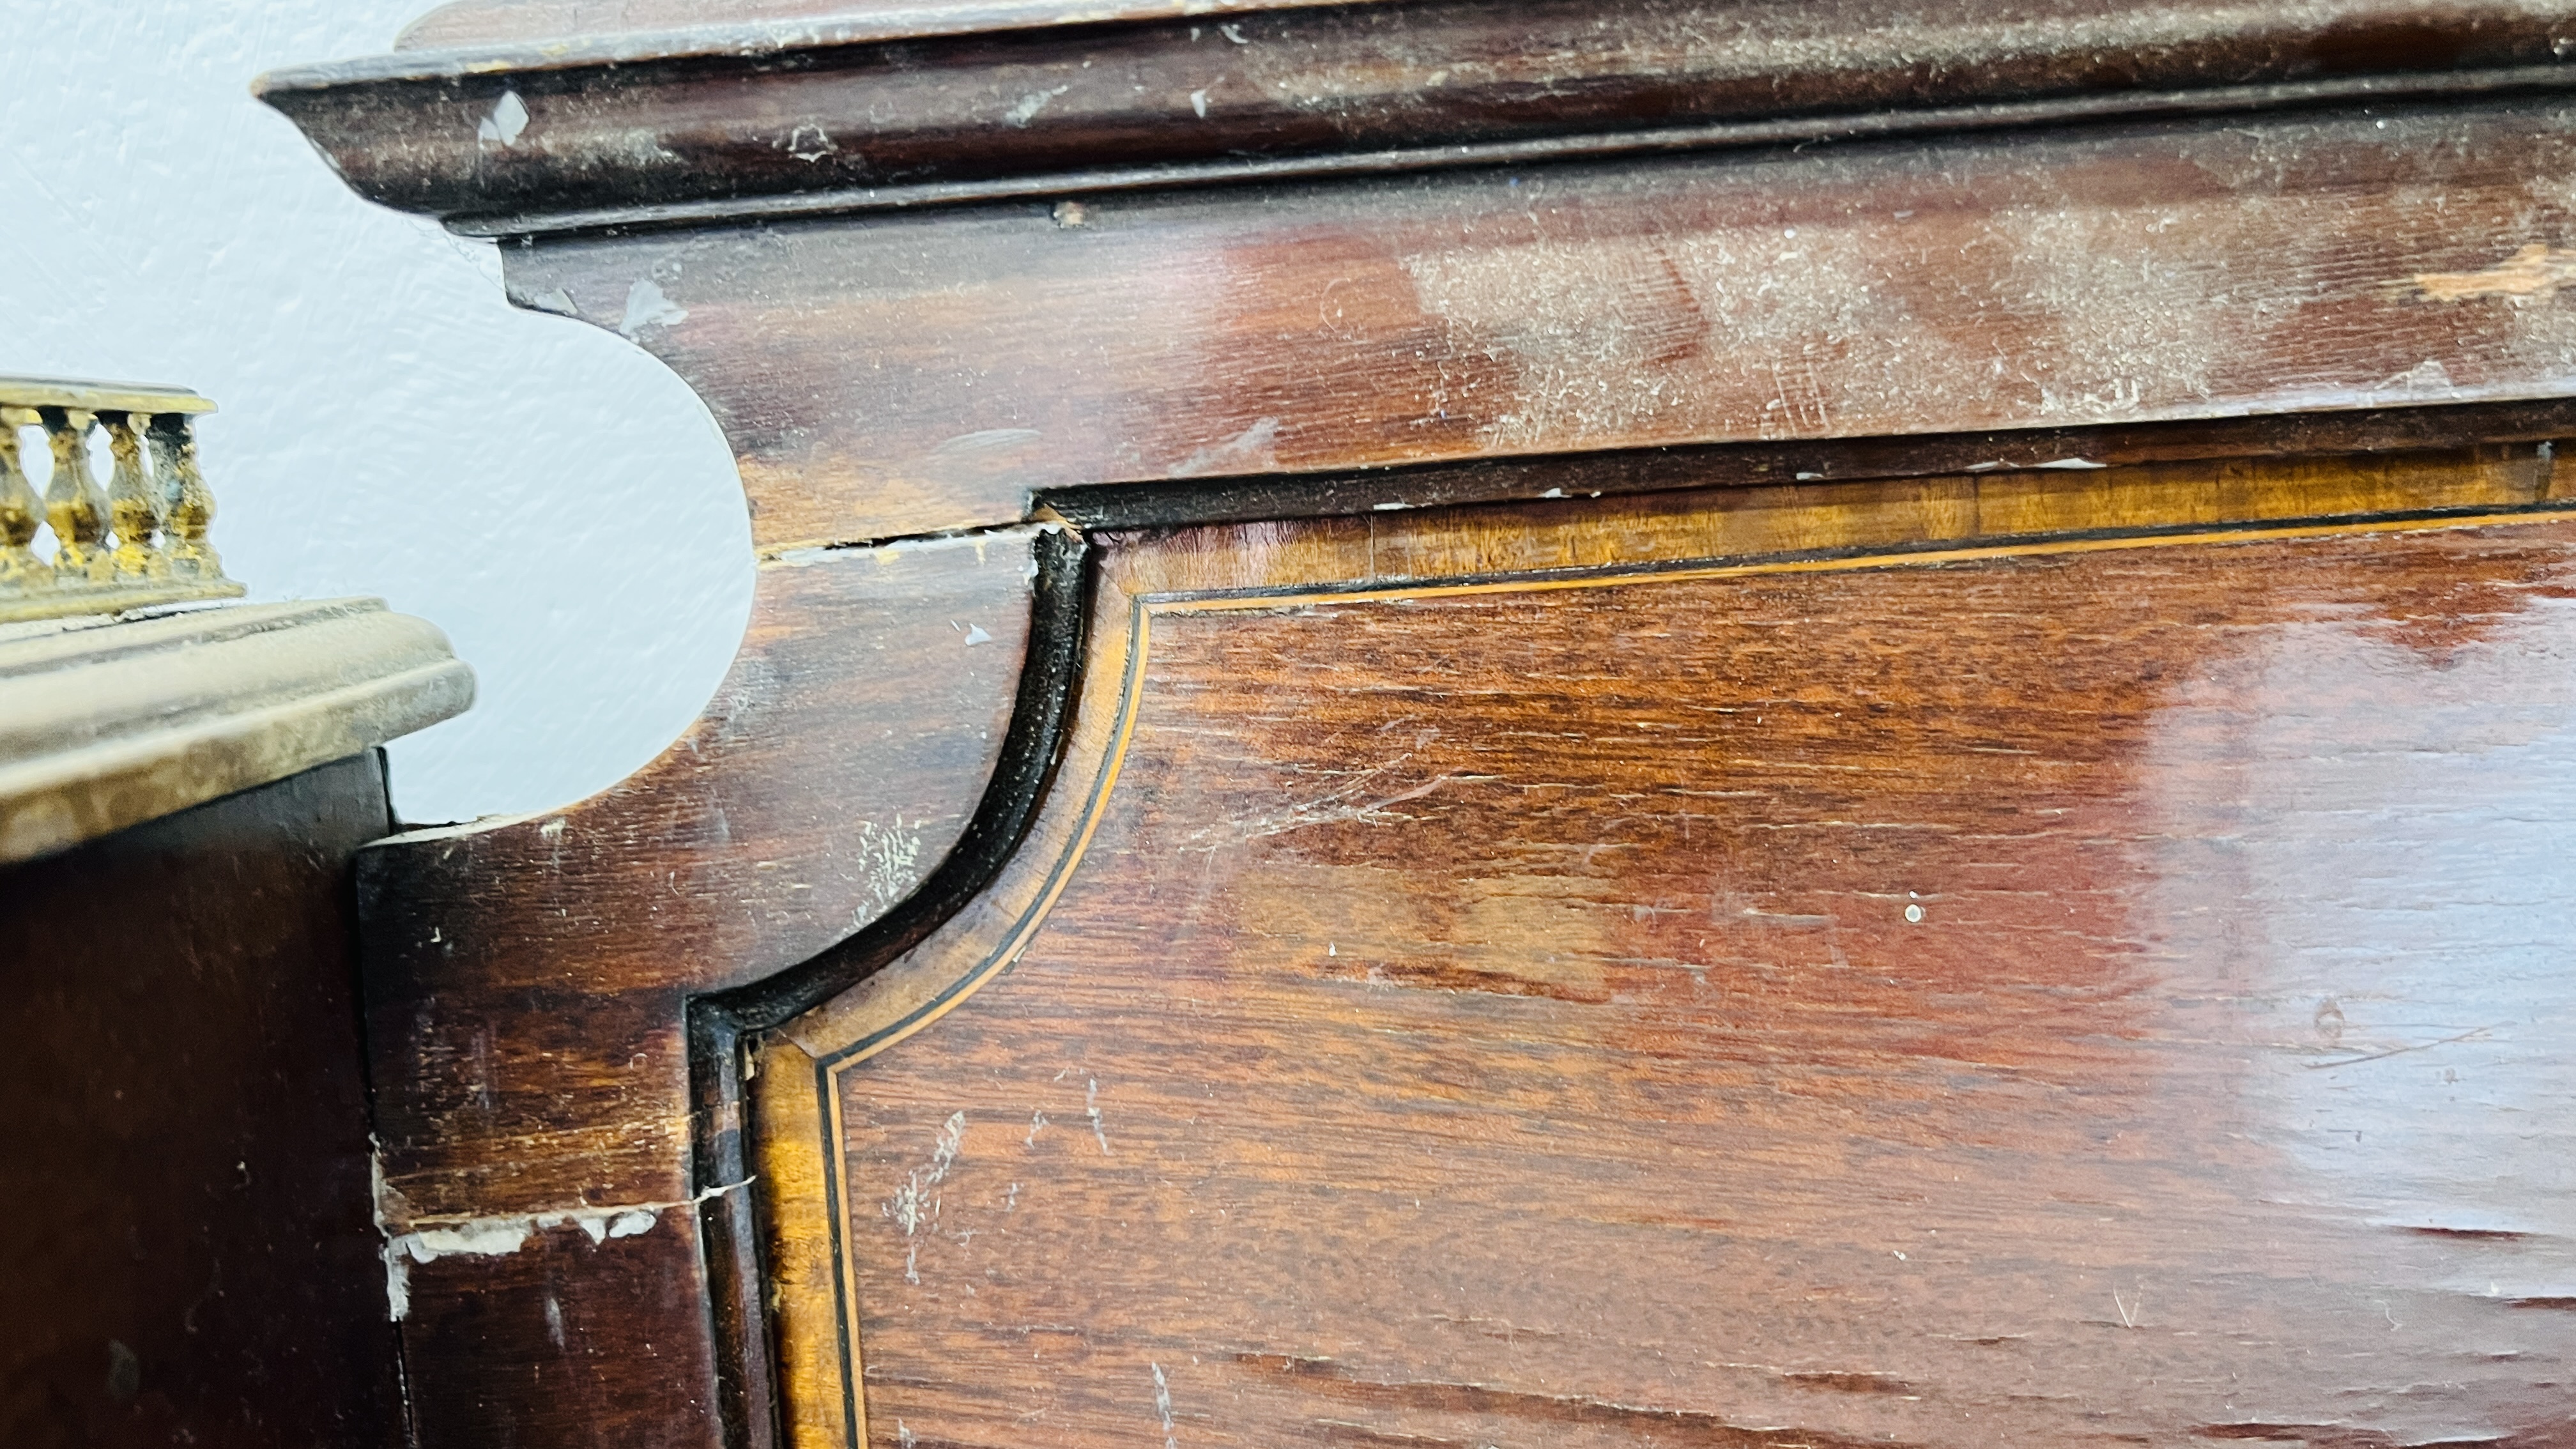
[391,0,1393,52]
[1044,402,2576,531]
[760,457,2576,1448]
[357,536,1041,1449]
[263,2,2576,233]
[262,6,2576,1445]
[362,538,1038,1219]
[0,755,400,1449]
[490,95,2576,547]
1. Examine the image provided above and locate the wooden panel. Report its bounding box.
[393,1216,729,1449]
[760,454,2576,1447]
[358,535,1042,1449]
[360,535,1037,1220]
[0,756,399,1449]
[504,96,2576,548]
[264,13,2576,1445]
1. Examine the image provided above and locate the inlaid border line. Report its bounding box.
[801,500,2576,1449]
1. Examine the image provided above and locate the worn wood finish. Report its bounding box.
[263,3,2576,234]
[392,0,1377,52]
[760,454,2576,1449]
[356,536,1039,1449]
[489,94,2576,549]
[0,599,471,864]
[362,535,1034,1222]
[392,1218,730,1449]
[264,5,2576,1446]
[0,755,401,1449]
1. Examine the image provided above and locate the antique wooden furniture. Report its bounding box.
[264,4,2576,1446]
[0,383,471,1448]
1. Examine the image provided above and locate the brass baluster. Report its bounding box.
[150,413,220,583]
[104,411,171,582]
[0,411,45,596]
[42,407,112,587]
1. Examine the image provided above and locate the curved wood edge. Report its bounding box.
[743,442,2576,1448]
[770,537,1152,1077]
[496,101,2576,551]
[356,538,1042,1220]
[688,526,1089,1449]
[752,550,1142,1449]
[257,2,2576,235]
[390,0,1367,56]
[355,537,1048,1449]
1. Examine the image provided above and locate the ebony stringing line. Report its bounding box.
[681,527,1092,1449]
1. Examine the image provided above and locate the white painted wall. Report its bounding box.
[1,3,753,825]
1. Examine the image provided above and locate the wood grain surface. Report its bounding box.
[394,0,1364,52]
[0,756,399,1449]
[358,535,1039,1449]
[760,454,2576,1448]
[499,94,2576,549]
[266,1,2576,232]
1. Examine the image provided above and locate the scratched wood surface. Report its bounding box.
[489,93,2576,549]
[361,535,1036,1222]
[263,6,2576,1446]
[353,536,1036,1449]
[761,454,2576,1448]
[272,1,2576,231]
[394,0,1365,50]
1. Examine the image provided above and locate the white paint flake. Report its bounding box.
[1006,85,1071,126]
[886,1113,969,1286]
[785,122,836,162]
[376,1190,723,1322]
[476,90,529,148]
[1153,1363,1179,1448]
[618,278,689,339]
[1087,1078,1113,1155]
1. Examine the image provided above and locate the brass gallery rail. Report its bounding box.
[0,376,241,624]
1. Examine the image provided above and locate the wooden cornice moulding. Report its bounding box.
[265,7,2576,548]
[0,599,473,864]
[459,99,2576,548]
[259,1,2576,237]
[389,0,1373,52]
